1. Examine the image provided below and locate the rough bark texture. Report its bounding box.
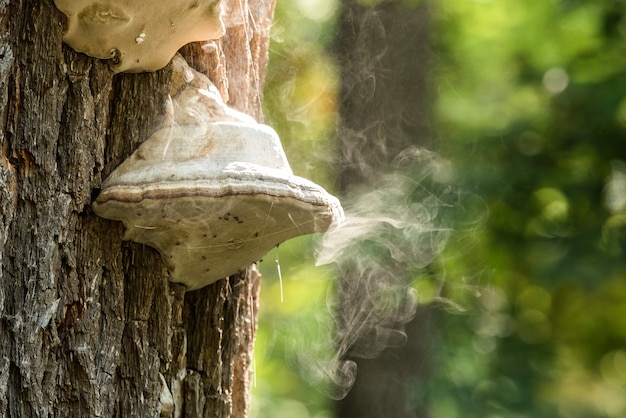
[336,1,433,417]
[0,0,275,417]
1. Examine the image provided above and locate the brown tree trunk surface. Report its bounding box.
[0,0,275,417]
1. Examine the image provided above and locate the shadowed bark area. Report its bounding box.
[0,0,275,416]
[335,1,434,417]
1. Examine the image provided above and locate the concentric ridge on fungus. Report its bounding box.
[93,56,344,290]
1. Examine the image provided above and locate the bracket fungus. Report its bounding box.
[93,56,344,290]
[54,0,224,72]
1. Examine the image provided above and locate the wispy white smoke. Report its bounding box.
[296,147,456,399]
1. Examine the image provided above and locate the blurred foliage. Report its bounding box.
[431,0,626,416]
[261,0,340,191]
[251,1,340,416]
[253,0,626,417]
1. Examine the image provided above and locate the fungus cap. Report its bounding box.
[93,56,344,290]
[94,122,343,290]
[54,0,224,72]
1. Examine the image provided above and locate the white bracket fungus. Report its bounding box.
[93,56,344,290]
[54,0,224,73]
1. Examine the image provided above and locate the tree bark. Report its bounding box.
[335,1,433,417]
[0,0,275,417]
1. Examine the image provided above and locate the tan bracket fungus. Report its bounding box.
[93,56,344,290]
[54,0,224,72]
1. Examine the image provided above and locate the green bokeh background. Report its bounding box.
[252,0,626,416]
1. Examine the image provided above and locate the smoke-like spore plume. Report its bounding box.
[293,147,456,399]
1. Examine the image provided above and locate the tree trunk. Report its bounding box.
[0,0,275,417]
[335,1,433,417]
